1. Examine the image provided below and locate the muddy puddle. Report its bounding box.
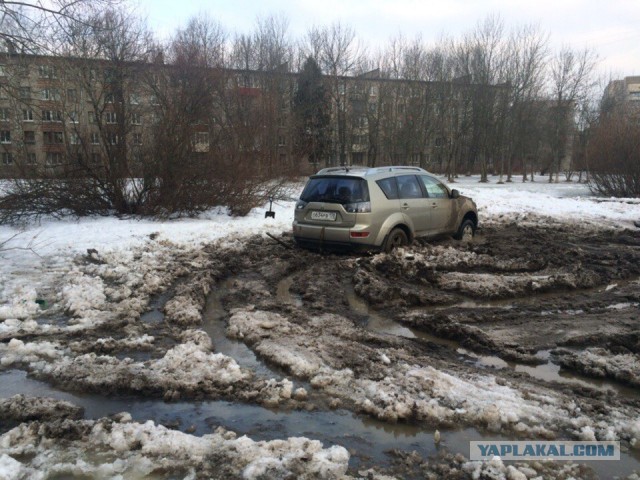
[342,284,637,398]
[2,369,638,478]
[202,280,287,380]
[297,277,637,397]
[458,348,639,398]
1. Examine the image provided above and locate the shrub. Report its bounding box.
[588,114,640,197]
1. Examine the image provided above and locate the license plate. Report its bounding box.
[310,211,337,221]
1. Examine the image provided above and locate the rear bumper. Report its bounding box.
[292,221,380,250]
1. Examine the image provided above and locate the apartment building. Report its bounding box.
[0,52,507,178]
[602,76,640,118]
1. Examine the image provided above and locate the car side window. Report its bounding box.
[376,177,398,199]
[420,175,449,199]
[396,175,423,199]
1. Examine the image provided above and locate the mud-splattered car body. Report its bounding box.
[293,166,478,251]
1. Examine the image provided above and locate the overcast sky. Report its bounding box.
[134,0,640,77]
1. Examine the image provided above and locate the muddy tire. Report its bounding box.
[454,219,475,241]
[383,228,409,252]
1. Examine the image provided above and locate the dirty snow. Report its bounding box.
[1,176,640,479]
[0,417,350,479]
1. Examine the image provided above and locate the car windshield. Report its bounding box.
[300,176,370,204]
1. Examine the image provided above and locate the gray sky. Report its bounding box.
[134,0,640,77]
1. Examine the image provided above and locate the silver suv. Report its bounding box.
[293,166,478,251]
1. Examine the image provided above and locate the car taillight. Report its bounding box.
[350,231,370,238]
[345,201,371,213]
[295,200,308,210]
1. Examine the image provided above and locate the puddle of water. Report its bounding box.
[276,276,303,308]
[202,281,284,380]
[114,350,154,362]
[457,349,638,398]
[140,291,172,324]
[0,370,638,478]
[343,285,638,398]
[344,285,462,350]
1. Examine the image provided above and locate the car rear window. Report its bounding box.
[300,177,370,204]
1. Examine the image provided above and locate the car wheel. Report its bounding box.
[384,228,409,252]
[454,219,475,241]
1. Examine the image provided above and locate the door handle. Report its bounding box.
[402,203,409,210]
[431,203,438,208]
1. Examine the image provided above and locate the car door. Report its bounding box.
[396,174,430,234]
[419,175,454,234]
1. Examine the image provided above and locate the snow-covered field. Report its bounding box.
[1,175,639,479]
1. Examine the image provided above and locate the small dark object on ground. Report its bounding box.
[266,232,291,249]
[265,196,276,219]
[634,220,640,228]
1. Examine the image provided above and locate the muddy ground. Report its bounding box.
[1,222,639,479]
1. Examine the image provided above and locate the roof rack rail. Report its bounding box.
[370,166,428,173]
[316,165,368,174]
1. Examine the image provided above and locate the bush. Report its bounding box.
[588,114,640,197]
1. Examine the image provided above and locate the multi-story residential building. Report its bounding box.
[0,52,508,178]
[602,76,640,119]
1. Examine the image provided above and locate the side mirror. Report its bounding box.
[450,189,460,199]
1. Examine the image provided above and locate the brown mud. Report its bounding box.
[1,223,640,478]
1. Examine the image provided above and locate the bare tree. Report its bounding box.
[546,46,598,182]
[0,0,119,54]
[501,24,548,182]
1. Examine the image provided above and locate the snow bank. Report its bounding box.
[0,287,39,321]
[0,418,350,479]
[556,347,640,388]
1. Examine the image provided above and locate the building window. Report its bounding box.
[193,132,209,152]
[26,152,37,165]
[107,133,119,145]
[0,130,11,144]
[38,65,57,79]
[2,152,13,165]
[0,108,9,121]
[66,89,78,102]
[88,111,97,124]
[355,116,368,128]
[131,113,142,125]
[132,133,143,145]
[19,87,31,100]
[104,92,115,104]
[46,152,63,165]
[41,89,61,101]
[23,131,35,144]
[68,111,79,123]
[105,112,117,124]
[70,133,81,145]
[129,93,140,105]
[42,110,62,122]
[0,65,6,77]
[22,109,34,122]
[43,131,64,144]
[90,132,100,145]
[278,135,286,147]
